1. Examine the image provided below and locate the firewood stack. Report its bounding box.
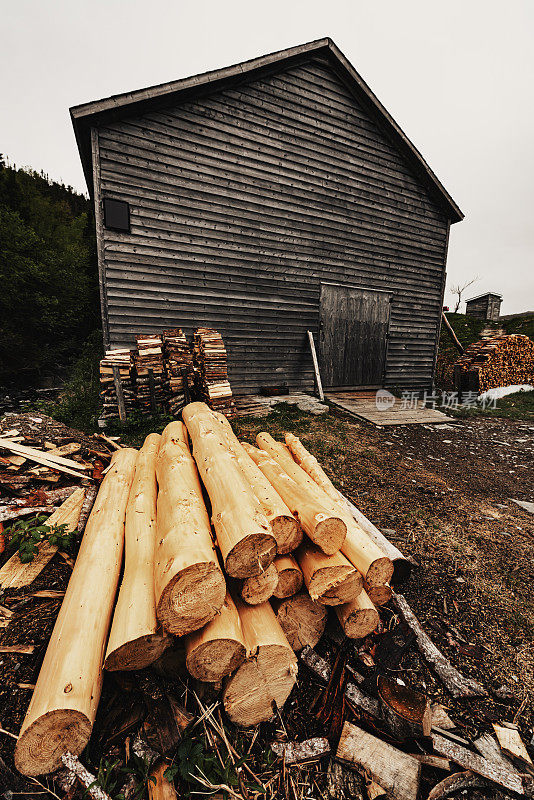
[455,333,534,393]
[193,328,236,416]
[99,349,136,419]
[133,335,167,412]
[162,329,194,416]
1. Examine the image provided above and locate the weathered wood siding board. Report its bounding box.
[97,57,450,391]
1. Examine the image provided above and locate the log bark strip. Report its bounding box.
[393,593,487,699]
[154,421,226,635]
[242,442,345,555]
[240,562,278,604]
[336,721,421,800]
[213,412,302,553]
[223,598,298,727]
[272,554,303,599]
[15,449,137,776]
[0,488,85,590]
[271,737,331,764]
[184,590,246,682]
[427,771,485,800]
[296,541,363,605]
[261,433,392,584]
[105,435,171,671]
[183,404,277,578]
[273,592,327,652]
[431,732,534,796]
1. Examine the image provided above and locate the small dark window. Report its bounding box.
[103,198,130,232]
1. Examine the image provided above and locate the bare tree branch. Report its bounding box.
[450,276,479,313]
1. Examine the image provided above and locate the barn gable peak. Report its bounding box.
[71,37,463,222]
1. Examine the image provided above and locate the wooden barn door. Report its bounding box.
[319,284,391,388]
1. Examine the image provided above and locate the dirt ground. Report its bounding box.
[0,406,532,798]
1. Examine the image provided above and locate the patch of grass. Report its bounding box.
[449,389,534,421]
[105,411,174,448]
[28,330,103,431]
[503,312,534,340]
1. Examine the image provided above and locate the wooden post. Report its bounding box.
[441,312,464,354]
[213,411,302,554]
[272,592,327,652]
[112,365,127,422]
[154,421,226,636]
[15,449,137,776]
[272,554,303,599]
[223,598,298,727]
[242,442,346,555]
[267,433,393,585]
[105,434,171,671]
[295,541,363,605]
[240,563,279,605]
[223,598,298,728]
[182,403,277,578]
[335,589,380,639]
[307,330,324,401]
[184,590,247,682]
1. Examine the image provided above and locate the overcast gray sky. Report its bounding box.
[2,0,532,314]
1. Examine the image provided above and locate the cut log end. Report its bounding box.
[156,561,226,636]
[271,515,303,554]
[336,591,380,640]
[365,556,395,587]
[274,593,328,652]
[273,560,303,599]
[310,566,363,606]
[186,637,247,682]
[343,607,379,639]
[241,563,278,605]
[15,709,92,776]
[104,632,171,672]
[314,516,346,555]
[366,584,392,607]
[225,532,277,579]
[223,644,297,727]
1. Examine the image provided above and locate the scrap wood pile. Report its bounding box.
[454,333,534,394]
[0,406,532,800]
[99,348,137,420]
[193,328,236,415]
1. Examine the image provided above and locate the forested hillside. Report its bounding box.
[0,157,99,386]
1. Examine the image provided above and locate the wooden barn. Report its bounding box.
[71,38,463,395]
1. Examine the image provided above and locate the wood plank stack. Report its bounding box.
[455,333,534,393]
[193,328,236,416]
[162,329,194,416]
[99,349,136,419]
[133,334,167,412]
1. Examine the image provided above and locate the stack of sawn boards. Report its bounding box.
[13,402,395,778]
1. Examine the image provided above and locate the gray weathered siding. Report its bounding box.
[95,56,450,393]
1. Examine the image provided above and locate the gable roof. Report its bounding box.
[466,292,503,303]
[70,37,463,222]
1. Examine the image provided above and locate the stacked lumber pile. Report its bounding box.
[133,334,167,412]
[99,349,136,419]
[454,333,534,393]
[162,329,194,416]
[193,328,235,415]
